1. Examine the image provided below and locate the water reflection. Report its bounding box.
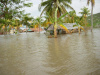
[0,29,100,75]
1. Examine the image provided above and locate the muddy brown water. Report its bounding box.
[0,28,100,75]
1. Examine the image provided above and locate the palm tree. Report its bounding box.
[68,11,76,23]
[79,7,90,16]
[39,0,74,38]
[87,0,95,32]
[79,7,90,34]
[79,7,90,28]
[73,17,85,34]
[22,14,33,33]
[13,19,22,33]
[39,0,74,17]
[34,17,43,33]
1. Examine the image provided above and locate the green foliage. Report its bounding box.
[79,7,90,17]
[29,25,34,28]
[0,0,33,19]
[22,14,33,27]
[23,3,33,7]
[58,12,68,21]
[73,25,78,27]
[33,17,43,28]
[39,0,74,17]
[65,10,76,23]
[41,10,69,28]
[87,13,100,27]
[0,0,33,34]
[0,19,11,25]
[78,7,90,27]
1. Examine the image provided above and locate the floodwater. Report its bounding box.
[0,28,100,75]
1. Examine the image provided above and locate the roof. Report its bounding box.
[47,24,62,30]
[47,23,78,31]
[47,24,54,30]
[63,23,78,29]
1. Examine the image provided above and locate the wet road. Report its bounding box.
[0,28,100,75]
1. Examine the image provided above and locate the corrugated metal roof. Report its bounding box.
[47,23,78,31]
[47,25,54,30]
[63,23,78,29]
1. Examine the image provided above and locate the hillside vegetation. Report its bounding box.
[87,13,100,27]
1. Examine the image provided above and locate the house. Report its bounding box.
[45,24,63,35]
[63,23,78,33]
[20,26,28,32]
[45,23,79,35]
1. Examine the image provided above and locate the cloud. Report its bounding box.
[24,0,41,18]
[70,0,100,16]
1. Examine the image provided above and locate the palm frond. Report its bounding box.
[57,12,68,21]
[62,2,74,11]
[61,5,67,13]
[59,0,72,4]
[41,0,51,6]
[57,1,65,14]
[40,5,49,17]
[87,0,90,5]
[91,0,95,6]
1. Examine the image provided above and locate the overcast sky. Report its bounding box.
[24,0,100,18]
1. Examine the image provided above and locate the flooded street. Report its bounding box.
[0,28,100,75]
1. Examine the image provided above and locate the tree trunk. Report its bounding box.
[91,5,93,32]
[54,8,58,38]
[78,26,80,34]
[85,16,87,28]
[5,26,7,35]
[54,23,57,38]
[26,25,27,33]
[13,28,14,34]
[39,24,40,33]
[72,17,74,23]
[3,29,5,35]
[85,17,87,35]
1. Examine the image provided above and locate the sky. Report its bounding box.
[24,0,100,18]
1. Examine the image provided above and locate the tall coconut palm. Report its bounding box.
[79,7,90,16]
[39,0,74,38]
[79,7,90,35]
[39,0,74,17]
[87,0,95,32]
[79,7,90,27]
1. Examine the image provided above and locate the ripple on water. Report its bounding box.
[0,29,100,75]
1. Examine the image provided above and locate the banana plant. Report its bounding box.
[73,22,85,34]
[35,17,43,33]
[54,7,58,38]
[43,9,69,37]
